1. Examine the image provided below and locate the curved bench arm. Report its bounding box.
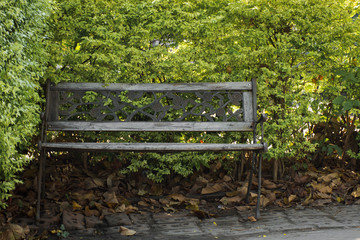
[256,113,268,152]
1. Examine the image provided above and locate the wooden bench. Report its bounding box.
[37,79,267,220]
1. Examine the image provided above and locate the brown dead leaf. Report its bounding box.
[220,196,243,205]
[305,171,318,178]
[235,206,251,211]
[226,190,243,197]
[302,192,313,206]
[223,175,232,182]
[311,182,332,194]
[263,179,277,189]
[0,224,29,240]
[294,174,312,184]
[115,204,126,213]
[315,192,332,199]
[137,189,148,196]
[163,206,176,212]
[312,199,332,206]
[107,174,115,188]
[187,198,200,206]
[168,193,187,202]
[288,194,296,203]
[138,201,150,207]
[119,226,136,236]
[103,191,119,208]
[330,178,342,188]
[351,186,360,198]
[159,198,170,205]
[84,178,104,189]
[72,191,96,202]
[94,202,105,211]
[248,216,257,222]
[85,206,100,217]
[260,195,271,207]
[197,176,209,185]
[72,201,82,211]
[125,205,138,214]
[201,183,224,195]
[319,172,339,183]
[264,190,276,202]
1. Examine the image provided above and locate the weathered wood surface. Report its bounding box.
[40,142,266,152]
[51,82,253,92]
[47,121,254,132]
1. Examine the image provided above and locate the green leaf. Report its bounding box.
[343,100,353,111]
[333,96,345,105]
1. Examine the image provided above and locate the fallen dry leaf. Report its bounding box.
[72,201,82,211]
[263,179,277,189]
[312,199,332,206]
[84,206,100,217]
[0,224,29,240]
[223,175,232,182]
[319,172,339,183]
[288,194,296,203]
[125,205,138,214]
[72,191,96,202]
[302,191,314,206]
[196,176,209,185]
[294,174,312,184]
[248,216,257,222]
[201,183,224,195]
[330,178,342,188]
[220,195,243,205]
[138,201,150,207]
[119,226,136,236]
[115,204,126,213]
[315,192,332,199]
[103,191,119,208]
[168,193,187,202]
[351,186,360,198]
[235,206,251,211]
[260,195,271,207]
[305,171,318,178]
[311,182,332,194]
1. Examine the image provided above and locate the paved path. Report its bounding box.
[46,205,360,239]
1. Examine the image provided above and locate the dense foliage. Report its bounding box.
[44,0,360,181]
[1,0,359,204]
[0,0,50,207]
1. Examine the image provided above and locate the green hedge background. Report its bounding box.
[1,0,359,207]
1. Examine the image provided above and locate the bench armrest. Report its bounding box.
[255,114,267,151]
[257,113,268,123]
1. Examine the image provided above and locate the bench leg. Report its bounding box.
[36,149,46,221]
[245,152,258,203]
[255,153,262,219]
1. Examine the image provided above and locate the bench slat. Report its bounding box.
[40,142,265,152]
[51,82,253,92]
[47,121,254,132]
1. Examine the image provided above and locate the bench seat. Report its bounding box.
[40,142,267,152]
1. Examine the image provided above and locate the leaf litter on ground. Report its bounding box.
[2,160,360,239]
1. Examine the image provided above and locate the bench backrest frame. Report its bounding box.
[44,79,258,133]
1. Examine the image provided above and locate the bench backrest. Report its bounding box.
[45,79,258,132]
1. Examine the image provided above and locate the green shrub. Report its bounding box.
[0,0,50,208]
[46,0,360,181]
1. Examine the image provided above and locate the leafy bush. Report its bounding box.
[224,0,359,175]
[46,0,360,181]
[0,0,50,208]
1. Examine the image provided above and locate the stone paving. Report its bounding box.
[36,204,360,239]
